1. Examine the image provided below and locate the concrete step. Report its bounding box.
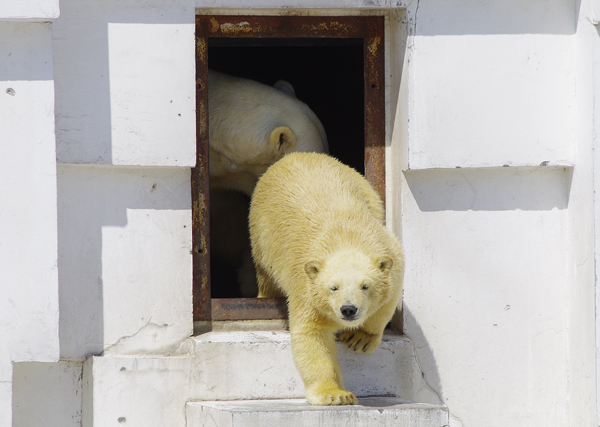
[84,331,442,426]
[186,397,448,427]
[189,330,423,400]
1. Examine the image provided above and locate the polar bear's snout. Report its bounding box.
[340,304,358,320]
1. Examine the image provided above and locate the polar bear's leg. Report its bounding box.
[288,305,357,406]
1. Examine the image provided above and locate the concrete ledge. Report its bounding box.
[83,332,442,426]
[186,398,448,427]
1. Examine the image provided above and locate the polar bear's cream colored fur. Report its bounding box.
[208,70,328,196]
[249,152,404,405]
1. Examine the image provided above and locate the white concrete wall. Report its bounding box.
[399,0,597,426]
[5,0,196,425]
[2,0,599,426]
[52,0,196,359]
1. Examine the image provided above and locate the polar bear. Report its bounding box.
[208,71,329,296]
[208,70,328,196]
[249,152,404,405]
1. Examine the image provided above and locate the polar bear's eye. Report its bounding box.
[361,284,369,290]
[330,286,338,291]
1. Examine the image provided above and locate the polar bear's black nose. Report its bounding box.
[341,305,358,319]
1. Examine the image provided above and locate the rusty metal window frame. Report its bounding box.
[192,15,385,322]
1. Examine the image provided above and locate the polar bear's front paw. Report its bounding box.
[307,387,358,406]
[338,329,382,354]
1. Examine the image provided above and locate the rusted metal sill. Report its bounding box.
[211,298,288,321]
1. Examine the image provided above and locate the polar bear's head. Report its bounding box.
[304,249,393,327]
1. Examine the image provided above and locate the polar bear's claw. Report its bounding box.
[338,329,381,354]
[308,388,358,406]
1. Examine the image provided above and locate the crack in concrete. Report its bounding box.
[102,313,171,354]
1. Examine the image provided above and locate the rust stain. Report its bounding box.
[192,199,201,224]
[209,17,219,33]
[196,102,207,137]
[300,21,350,35]
[192,197,207,229]
[219,21,255,35]
[368,36,381,55]
[196,37,206,59]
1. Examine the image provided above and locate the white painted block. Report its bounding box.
[186,398,448,427]
[408,33,575,168]
[57,165,193,359]
[0,0,59,20]
[107,23,196,166]
[53,0,196,166]
[0,22,59,363]
[12,361,83,427]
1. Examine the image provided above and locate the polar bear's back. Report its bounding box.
[251,152,383,225]
[249,152,386,288]
[208,70,328,158]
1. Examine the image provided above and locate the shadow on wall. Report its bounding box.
[57,165,190,359]
[12,361,83,427]
[404,166,573,212]
[402,305,444,406]
[412,0,581,36]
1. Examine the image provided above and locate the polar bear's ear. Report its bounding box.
[304,261,322,280]
[273,80,296,98]
[270,126,297,152]
[377,256,394,273]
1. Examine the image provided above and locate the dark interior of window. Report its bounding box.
[208,38,365,298]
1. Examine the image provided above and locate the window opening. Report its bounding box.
[193,15,385,323]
